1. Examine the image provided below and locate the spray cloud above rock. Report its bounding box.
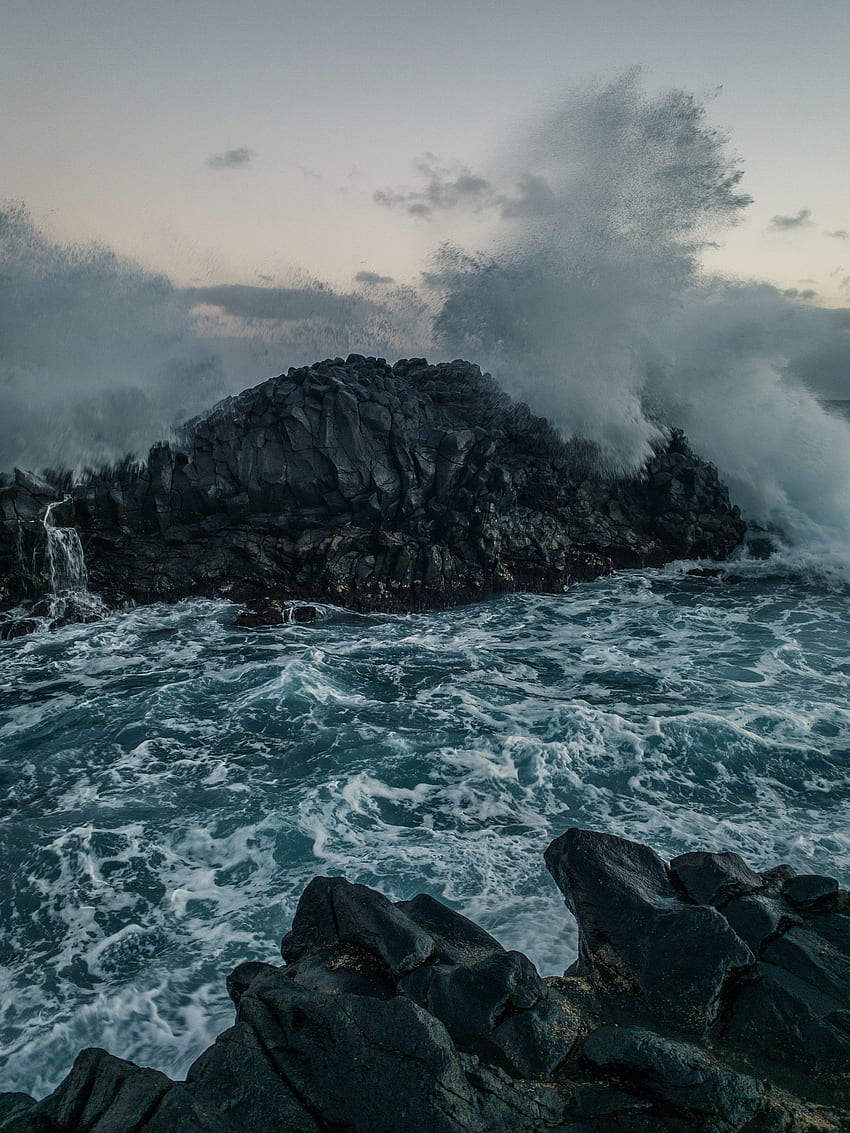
[0,204,228,473]
[404,72,850,541]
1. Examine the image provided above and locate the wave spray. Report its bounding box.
[425,72,850,547]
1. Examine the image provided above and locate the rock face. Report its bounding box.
[0,356,745,620]
[2,829,847,1132]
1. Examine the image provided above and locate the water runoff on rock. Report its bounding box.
[40,498,105,624]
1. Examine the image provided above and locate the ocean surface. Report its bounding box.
[2,554,849,1096]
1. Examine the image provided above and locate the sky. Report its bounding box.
[2,0,849,301]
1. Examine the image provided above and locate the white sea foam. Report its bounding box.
[2,582,850,1095]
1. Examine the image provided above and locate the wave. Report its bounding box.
[2,584,849,1092]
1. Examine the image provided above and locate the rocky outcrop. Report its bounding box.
[0,356,745,621]
[2,829,847,1132]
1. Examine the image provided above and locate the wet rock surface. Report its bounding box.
[2,829,847,1132]
[0,357,745,621]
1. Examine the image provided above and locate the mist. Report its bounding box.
[0,206,431,472]
[0,204,227,472]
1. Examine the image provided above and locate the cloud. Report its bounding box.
[374,154,499,219]
[296,163,322,183]
[768,208,812,231]
[374,159,565,223]
[355,270,395,284]
[187,283,374,324]
[205,147,256,170]
[783,288,817,300]
[826,229,849,239]
[500,174,559,219]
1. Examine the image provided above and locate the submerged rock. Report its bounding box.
[0,357,745,618]
[2,829,846,1132]
[234,600,318,627]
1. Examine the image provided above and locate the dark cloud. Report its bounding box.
[205,147,256,170]
[826,229,849,239]
[355,270,395,284]
[789,306,850,398]
[500,174,559,219]
[296,163,322,183]
[768,208,812,231]
[187,284,373,324]
[783,288,817,300]
[374,155,499,219]
[822,307,850,328]
[374,159,564,223]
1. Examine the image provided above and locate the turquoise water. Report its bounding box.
[1,558,849,1095]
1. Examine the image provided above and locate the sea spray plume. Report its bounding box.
[0,203,434,473]
[428,72,752,471]
[0,202,228,473]
[425,73,850,544]
[648,280,850,542]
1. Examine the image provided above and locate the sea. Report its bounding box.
[3,77,850,1101]
[2,548,849,1096]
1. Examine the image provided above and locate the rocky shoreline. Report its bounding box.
[1,828,846,1132]
[1,356,745,629]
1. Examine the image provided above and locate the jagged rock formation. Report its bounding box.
[2,829,846,1132]
[0,356,745,622]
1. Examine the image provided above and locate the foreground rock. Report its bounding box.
[0,356,744,620]
[2,829,846,1132]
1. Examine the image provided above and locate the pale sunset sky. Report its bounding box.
[3,0,849,301]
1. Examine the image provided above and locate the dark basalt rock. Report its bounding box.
[2,829,846,1132]
[669,850,765,907]
[582,1026,769,1128]
[783,874,842,914]
[281,875,437,975]
[0,1100,34,1127]
[234,600,318,627]
[0,358,746,620]
[544,828,757,1033]
[395,891,506,966]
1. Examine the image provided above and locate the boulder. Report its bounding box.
[544,829,755,1032]
[280,875,436,976]
[669,850,764,906]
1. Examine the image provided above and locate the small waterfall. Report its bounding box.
[41,498,104,622]
[44,499,89,594]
